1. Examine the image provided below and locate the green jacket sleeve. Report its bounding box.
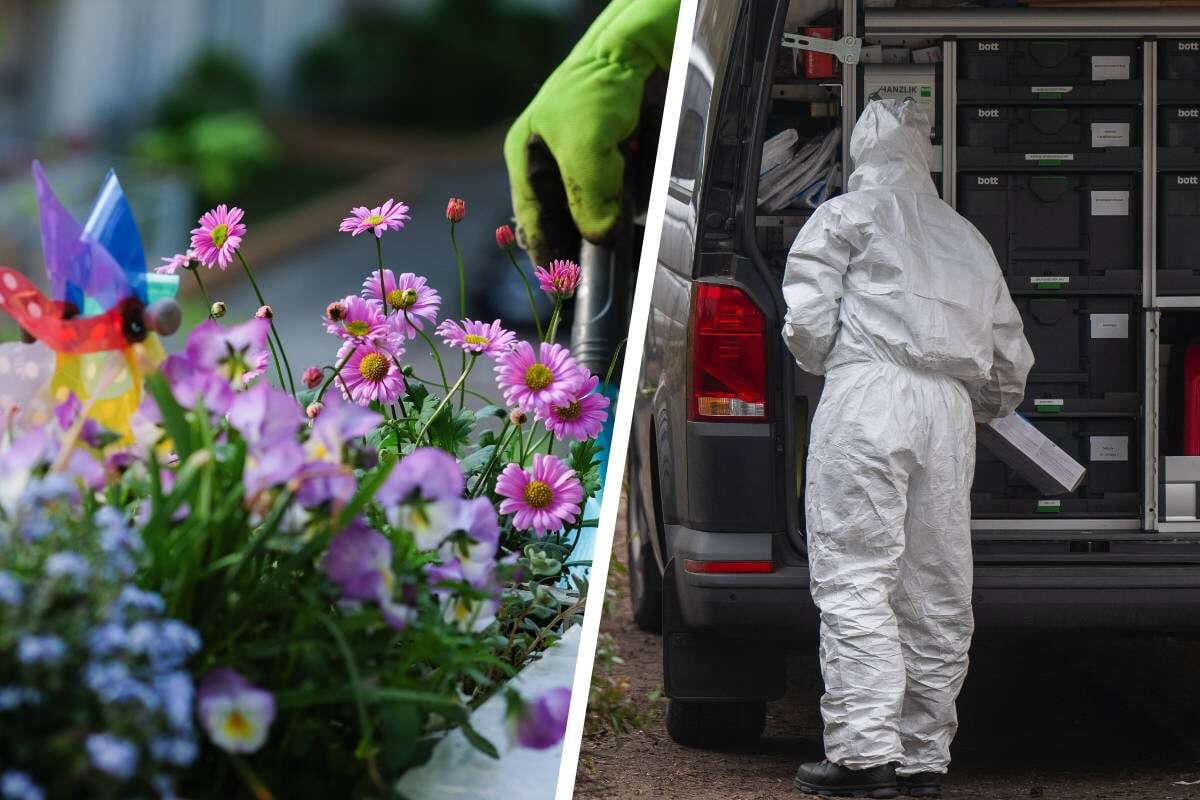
[504,0,681,265]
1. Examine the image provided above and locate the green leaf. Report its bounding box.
[379,705,422,773]
[458,445,495,477]
[426,408,473,455]
[474,404,506,422]
[144,372,193,459]
[459,720,500,760]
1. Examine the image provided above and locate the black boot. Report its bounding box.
[793,760,899,798]
[897,772,943,797]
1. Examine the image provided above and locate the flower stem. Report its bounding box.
[190,267,214,318]
[408,311,449,394]
[449,221,467,381]
[506,248,543,340]
[415,355,476,444]
[544,298,564,344]
[470,419,513,498]
[236,251,297,397]
[375,236,388,317]
[520,421,538,466]
[408,371,492,405]
[316,349,355,403]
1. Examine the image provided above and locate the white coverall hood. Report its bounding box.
[847,98,937,195]
[780,99,1033,774]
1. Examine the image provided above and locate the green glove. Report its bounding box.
[504,0,680,266]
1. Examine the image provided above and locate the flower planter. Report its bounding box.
[395,625,581,800]
[0,167,607,799]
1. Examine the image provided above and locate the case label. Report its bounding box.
[1092,55,1131,81]
[1025,153,1074,161]
[1032,86,1074,94]
[1034,398,1064,412]
[1090,313,1130,339]
[1090,436,1129,462]
[1037,499,1062,513]
[1091,190,1130,216]
[1091,122,1130,148]
[1030,276,1070,287]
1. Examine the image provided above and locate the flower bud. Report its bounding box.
[509,410,528,426]
[302,367,323,389]
[255,305,273,319]
[325,301,347,322]
[446,197,466,223]
[306,402,324,419]
[495,224,515,249]
[210,301,227,319]
[401,365,415,377]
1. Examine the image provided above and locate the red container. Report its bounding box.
[804,26,836,79]
[1184,343,1200,455]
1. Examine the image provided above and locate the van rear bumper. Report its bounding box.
[668,526,1200,636]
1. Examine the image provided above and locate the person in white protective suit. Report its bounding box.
[785,99,1034,799]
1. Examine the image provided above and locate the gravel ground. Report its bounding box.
[575,498,1200,800]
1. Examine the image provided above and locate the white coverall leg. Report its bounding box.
[806,362,975,773]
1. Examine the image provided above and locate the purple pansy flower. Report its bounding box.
[229,383,306,495]
[323,519,394,602]
[376,447,465,505]
[185,319,271,388]
[509,687,572,750]
[296,393,381,507]
[196,669,275,754]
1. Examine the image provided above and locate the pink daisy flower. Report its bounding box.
[360,270,441,339]
[534,259,582,301]
[190,205,246,269]
[436,318,517,359]
[156,249,196,275]
[538,373,610,441]
[495,454,584,536]
[339,199,411,238]
[336,340,406,407]
[324,295,393,347]
[494,342,583,414]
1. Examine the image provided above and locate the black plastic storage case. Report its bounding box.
[1159,39,1200,102]
[1159,172,1200,294]
[972,417,1141,518]
[958,173,1140,292]
[959,105,1141,169]
[1013,295,1140,416]
[958,39,1142,103]
[1158,105,1200,168]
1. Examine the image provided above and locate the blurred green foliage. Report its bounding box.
[136,111,278,200]
[155,51,264,128]
[294,0,571,130]
[134,52,281,209]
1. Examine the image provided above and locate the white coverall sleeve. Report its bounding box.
[970,279,1035,422]
[781,205,853,376]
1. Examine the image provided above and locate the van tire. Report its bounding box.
[665,700,767,749]
[627,467,663,633]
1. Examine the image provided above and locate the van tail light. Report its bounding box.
[689,283,767,421]
[683,559,774,574]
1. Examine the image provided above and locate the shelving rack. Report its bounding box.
[846,7,1200,536]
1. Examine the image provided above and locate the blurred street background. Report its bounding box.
[0,0,605,391]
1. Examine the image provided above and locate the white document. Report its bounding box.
[1091,122,1130,148]
[1091,190,1130,216]
[980,413,1087,495]
[1092,55,1131,81]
